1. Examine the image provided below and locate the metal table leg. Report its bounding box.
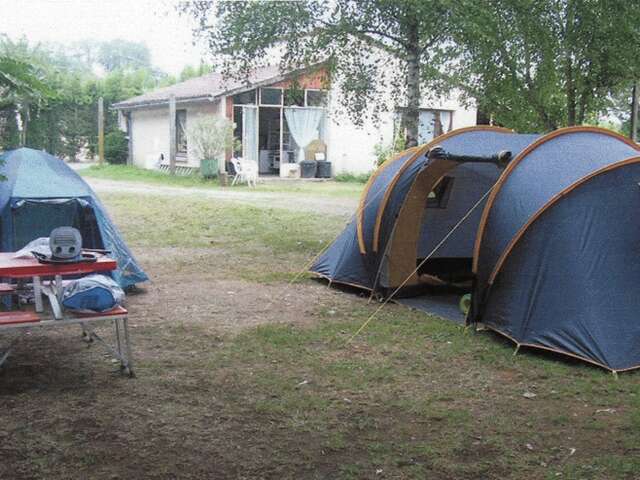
[33,276,44,313]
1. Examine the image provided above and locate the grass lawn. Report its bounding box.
[1,190,639,479]
[82,164,365,199]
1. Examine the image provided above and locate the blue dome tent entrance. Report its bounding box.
[311,126,538,298]
[311,126,640,372]
[0,148,148,289]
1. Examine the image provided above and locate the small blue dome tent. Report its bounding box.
[311,126,539,293]
[471,127,640,372]
[0,148,148,289]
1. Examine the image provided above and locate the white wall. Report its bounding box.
[129,99,222,170]
[325,83,477,175]
[131,107,169,169]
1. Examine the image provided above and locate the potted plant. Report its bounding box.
[187,115,235,185]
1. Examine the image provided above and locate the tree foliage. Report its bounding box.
[187,115,235,163]
[452,0,640,132]
[0,37,187,161]
[181,0,640,136]
[180,0,453,145]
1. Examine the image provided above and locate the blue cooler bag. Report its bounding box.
[62,274,125,313]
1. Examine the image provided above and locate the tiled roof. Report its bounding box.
[113,65,284,109]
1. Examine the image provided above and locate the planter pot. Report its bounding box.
[200,158,219,179]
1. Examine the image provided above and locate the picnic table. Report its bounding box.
[0,252,134,376]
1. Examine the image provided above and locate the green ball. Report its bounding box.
[459,294,472,316]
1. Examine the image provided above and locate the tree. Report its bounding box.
[179,0,453,145]
[179,63,213,82]
[452,0,640,132]
[0,37,54,149]
[96,39,152,72]
[187,116,235,161]
[0,36,176,158]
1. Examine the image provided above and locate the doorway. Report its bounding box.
[258,107,281,175]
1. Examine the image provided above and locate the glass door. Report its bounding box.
[242,105,259,165]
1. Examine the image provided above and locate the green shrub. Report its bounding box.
[334,172,371,183]
[104,130,128,164]
[373,133,406,167]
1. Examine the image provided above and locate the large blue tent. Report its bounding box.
[312,126,640,372]
[0,148,148,288]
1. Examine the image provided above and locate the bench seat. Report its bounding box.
[71,306,128,318]
[0,283,16,294]
[0,311,40,325]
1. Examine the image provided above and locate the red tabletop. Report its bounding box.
[0,253,117,279]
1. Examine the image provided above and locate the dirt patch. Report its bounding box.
[130,247,362,334]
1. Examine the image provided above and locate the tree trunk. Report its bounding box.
[631,81,638,142]
[404,18,421,147]
[564,0,576,126]
[565,57,576,126]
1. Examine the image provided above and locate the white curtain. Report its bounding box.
[418,110,435,143]
[242,106,258,163]
[284,108,324,161]
[440,111,452,133]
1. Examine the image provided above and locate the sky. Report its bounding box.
[0,0,208,75]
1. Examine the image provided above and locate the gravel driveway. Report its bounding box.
[84,177,359,218]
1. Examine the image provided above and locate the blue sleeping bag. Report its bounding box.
[62,274,125,312]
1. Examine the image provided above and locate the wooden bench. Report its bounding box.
[0,311,40,325]
[0,307,134,376]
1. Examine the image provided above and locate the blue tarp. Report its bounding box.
[0,148,148,288]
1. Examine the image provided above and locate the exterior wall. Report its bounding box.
[326,89,477,175]
[129,100,222,170]
[130,107,170,170]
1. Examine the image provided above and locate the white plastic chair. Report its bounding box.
[243,160,258,188]
[230,158,258,188]
[230,157,244,186]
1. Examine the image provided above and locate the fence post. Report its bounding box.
[98,97,105,165]
[169,94,176,175]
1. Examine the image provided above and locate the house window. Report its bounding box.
[427,176,454,208]
[418,109,454,143]
[176,110,187,154]
[284,88,305,106]
[233,90,256,105]
[306,90,327,107]
[260,88,282,106]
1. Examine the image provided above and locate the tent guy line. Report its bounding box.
[345,186,493,346]
[287,150,422,287]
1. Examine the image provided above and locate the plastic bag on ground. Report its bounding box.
[13,237,51,259]
[62,274,125,313]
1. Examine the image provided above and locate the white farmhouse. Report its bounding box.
[113,64,477,177]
